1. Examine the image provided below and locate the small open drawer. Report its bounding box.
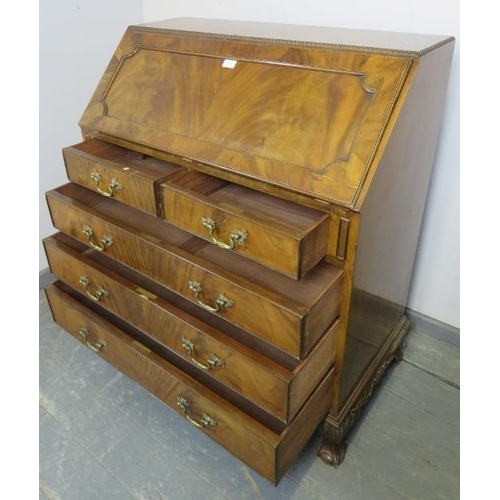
[161,170,330,279]
[64,138,181,216]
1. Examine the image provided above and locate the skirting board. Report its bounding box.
[39,266,459,348]
[405,308,459,348]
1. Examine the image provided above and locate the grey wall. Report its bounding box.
[39,0,143,269]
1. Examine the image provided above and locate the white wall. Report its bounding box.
[142,0,460,328]
[39,0,143,270]
[40,0,459,329]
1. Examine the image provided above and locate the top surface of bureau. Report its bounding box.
[78,18,452,208]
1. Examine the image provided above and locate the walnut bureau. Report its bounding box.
[42,18,455,485]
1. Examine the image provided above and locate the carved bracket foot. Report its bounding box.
[317,314,411,469]
[317,438,346,468]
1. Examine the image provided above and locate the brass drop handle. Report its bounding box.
[181,337,225,370]
[79,326,108,353]
[201,216,248,250]
[82,225,114,252]
[176,395,217,429]
[188,280,234,313]
[90,170,123,198]
[79,275,110,302]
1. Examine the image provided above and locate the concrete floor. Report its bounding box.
[39,291,459,499]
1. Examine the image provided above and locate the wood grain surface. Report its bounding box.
[43,233,338,422]
[46,183,343,359]
[64,139,181,215]
[161,169,329,279]
[79,26,413,206]
[45,282,335,484]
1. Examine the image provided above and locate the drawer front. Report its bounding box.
[161,171,330,279]
[64,139,181,215]
[44,233,338,422]
[45,282,335,484]
[46,184,344,359]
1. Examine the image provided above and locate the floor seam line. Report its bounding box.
[63,374,238,499]
[39,407,140,500]
[42,397,234,500]
[401,358,460,389]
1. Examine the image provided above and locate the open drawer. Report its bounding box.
[63,138,181,216]
[161,170,330,279]
[43,232,338,422]
[45,282,335,485]
[46,183,344,359]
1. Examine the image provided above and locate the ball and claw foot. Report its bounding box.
[317,439,347,468]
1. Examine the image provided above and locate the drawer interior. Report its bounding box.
[164,170,329,233]
[65,139,181,178]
